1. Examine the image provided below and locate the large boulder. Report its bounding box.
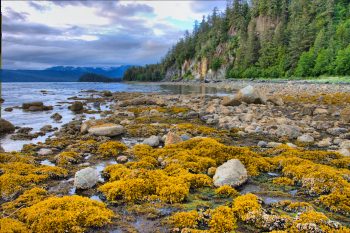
[0,118,15,135]
[297,134,314,143]
[88,123,124,137]
[213,159,248,187]
[74,167,99,189]
[142,135,160,147]
[69,101,84,112]
[222,85,266,106]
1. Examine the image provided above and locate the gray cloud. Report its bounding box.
[28,1,51,11]
[2,1,210,69]
[190,1,226,14]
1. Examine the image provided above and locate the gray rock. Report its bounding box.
[316,138,332,147]
[74,167,99,189]
[236,85,267,104]
[327,127,348,136]
[258,141,268,148]
[117,156,128,164]
[142,135,160,147]
[267,142,283,148]
[37,148,53,156]
[88,124,124,137]
[297,134,314,143]
[275,124,301,139]
[213,159,248,187]
[0,118,15,135]
[181,134,191,141]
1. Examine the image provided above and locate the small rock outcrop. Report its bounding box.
[297,134,315,143]
[142,135,160,147]
[74,167,99,189]
[213,159,248,187]
[88,123,124,137]
[0,118,15,135]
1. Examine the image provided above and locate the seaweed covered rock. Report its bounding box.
[88,123,124,137]
[74,167,99,189]
[69,101,84,112]
[18,195,114,233]
[213,159,248,187]
[0,118,15,135]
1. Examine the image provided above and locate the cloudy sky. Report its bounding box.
[2,0,226,69]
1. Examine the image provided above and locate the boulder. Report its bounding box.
[37,148,53,156]
[88,123,124,137]
[257,141,268,148]
[267,96,284,106]
[338,148,350,157]
[69,101,84,112]
[316,138,332,147]
[4,107,13,112]
[213,159,248,187]
[313,108,328,115]
[164,131,183,145]
[0,118,15,135]
[142,135,160,147]
[275,124,301,139]
[74,167,99,189]
[222,85,266,106]
[327,127,348,136]
[50,113,62,121]
[116,156,128,164]
[236,85,267,104]
[297,134,314,143]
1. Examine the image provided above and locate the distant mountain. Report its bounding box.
[0,65,131,82]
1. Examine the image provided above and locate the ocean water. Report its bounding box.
[0,82,231,151]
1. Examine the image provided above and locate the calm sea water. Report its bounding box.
[0,82,231,151]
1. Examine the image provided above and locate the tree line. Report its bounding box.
[124,0,350,81]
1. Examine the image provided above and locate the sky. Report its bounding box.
[2,0,226,70]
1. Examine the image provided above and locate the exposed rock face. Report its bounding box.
[69,101,84,112]
[74,167,99,189]
[213,159,248,187]
[164,131,183,145]
[0,118,15,135]
[88,123,124,137]
[142,135,160,147]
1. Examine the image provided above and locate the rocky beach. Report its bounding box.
[1,81,350,233]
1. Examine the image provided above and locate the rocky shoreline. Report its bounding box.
[1,83,350,232]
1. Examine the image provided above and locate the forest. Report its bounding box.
[123,0,350,81]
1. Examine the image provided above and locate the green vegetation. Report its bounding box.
[124,0,350,81]
[79,72,119,82]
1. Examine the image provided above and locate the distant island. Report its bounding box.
[78,73,120,82]
[0,66,130,82]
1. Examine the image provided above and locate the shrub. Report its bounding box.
[18,195,114,233]
[97,141,127,158]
